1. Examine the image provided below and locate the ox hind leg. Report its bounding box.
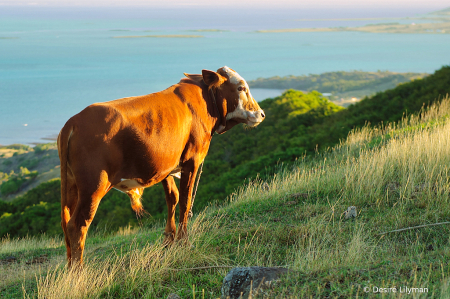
[161,176,179,246]
[61,170,78,266]
[66,170,110,267]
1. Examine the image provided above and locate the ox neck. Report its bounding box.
[209,87,222,134]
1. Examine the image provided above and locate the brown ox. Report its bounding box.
[57,66,265,266]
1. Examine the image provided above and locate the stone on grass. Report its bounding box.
[221,266,289,299]
[344,206,357,219]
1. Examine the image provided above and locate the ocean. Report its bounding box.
[1,6,449,145]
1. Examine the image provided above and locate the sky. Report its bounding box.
[0,0,448,10]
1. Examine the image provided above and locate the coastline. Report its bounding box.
[255,12,450,34]
[255,21,450,34]
[0,134,58,148]
[113,34,204,38]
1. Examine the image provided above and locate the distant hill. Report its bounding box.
[432,7,450,16]
[248,70,427,106]
[255,8,450,36]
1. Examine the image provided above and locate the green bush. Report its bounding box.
[0,178,23,195]
[19,158,39,170]
[0,168,38,196]
[33,143,54,154]
[2,160,12,166]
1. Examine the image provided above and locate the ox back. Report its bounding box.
[57,66,265,266]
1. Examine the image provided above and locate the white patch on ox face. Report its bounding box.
[221,66,263,126]
[226,100,247,121]
[223,66,245,85]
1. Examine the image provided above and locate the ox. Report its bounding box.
[57,66,265,266]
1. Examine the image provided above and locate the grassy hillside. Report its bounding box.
[196,66,450,209]
[248,70,427,105]
[1,66,449,239]
[2,97,450,298]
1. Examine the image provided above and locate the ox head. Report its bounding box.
[201,66,265,134]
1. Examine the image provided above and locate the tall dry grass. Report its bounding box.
[0,234,63,255]
[29,212,229,299]
[259,97,450,212]
[232,97,450,274]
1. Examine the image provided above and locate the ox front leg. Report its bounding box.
[161,176,179,246]
[177,160,200,243]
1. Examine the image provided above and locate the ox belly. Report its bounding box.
[114,179,143,193]
[113,166,182,193]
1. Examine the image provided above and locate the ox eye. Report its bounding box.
[238,86,246,92]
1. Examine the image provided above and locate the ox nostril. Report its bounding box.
[261,112,265,119]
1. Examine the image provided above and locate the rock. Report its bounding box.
[385,182,400,193]
[26,254,48,265]
[290,193,308,200]
[221,266,289,299]
[344,206,357,219]
[166,293,180,299]
[0,256,17,265]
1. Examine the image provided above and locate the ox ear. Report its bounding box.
[202,69,225,87]
[183,73,204,84]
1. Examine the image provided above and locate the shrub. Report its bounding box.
[19,158,39,170]
[33,143,54,154]
[2,160,12,166]
[0,178,23,195]
[0,168,38,196]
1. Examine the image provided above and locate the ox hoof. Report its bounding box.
[174,238,193,248]
[163,232,175,247]
[67,261,83,272]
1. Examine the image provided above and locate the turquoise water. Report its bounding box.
[1,7,449,145]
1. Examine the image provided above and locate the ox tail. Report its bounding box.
[57,124,74,225]
[128,188,146,218]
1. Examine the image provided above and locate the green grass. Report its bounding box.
[3,99,450,298]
